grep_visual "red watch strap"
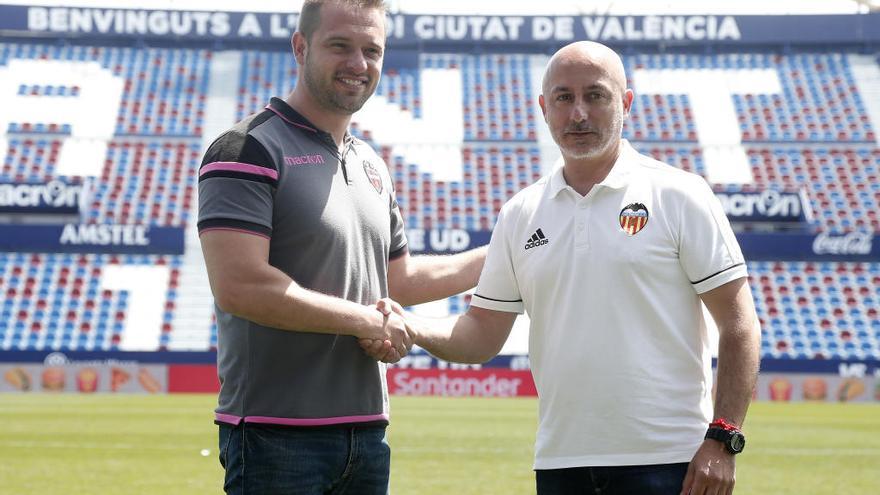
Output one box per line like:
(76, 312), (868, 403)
(709, 418), (740, 432)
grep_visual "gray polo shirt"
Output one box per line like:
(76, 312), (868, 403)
(198, 97), (408, 427)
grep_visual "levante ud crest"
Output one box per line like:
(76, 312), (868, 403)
(363, 160), (383, 194)
(619, 202), (649, 236)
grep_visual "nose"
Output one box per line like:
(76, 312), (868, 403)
(346, 51), (368, 73)
(570, 99), (589, 123)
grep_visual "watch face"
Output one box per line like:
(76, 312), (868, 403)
(729, 433), (746, 453)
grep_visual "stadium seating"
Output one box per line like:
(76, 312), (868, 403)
(387, 145), (544, 230)
(627, 93), (697, 143)
(456, 54), (537, 142)
(1, 42), (879, 359)
(236, 50), (299, 122)
(2, 137), (63, 181)
(751, 261), (880, 360)
(0, 252), (126, 350)
(86, 141), (200, 226)
(746, 147), (880, 232)
(0, 44), (209, 137)
(627, 52), (875, 143)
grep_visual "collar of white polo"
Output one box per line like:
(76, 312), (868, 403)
(548, 140), (636, 199)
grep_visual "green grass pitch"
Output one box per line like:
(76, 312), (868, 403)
(1, 394), (878, 494)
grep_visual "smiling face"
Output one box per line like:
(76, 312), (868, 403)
(294, 2), (385, 116)
(539, 42), (633, 163)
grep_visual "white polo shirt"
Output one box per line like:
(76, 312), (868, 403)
(471, 140), (747, 469)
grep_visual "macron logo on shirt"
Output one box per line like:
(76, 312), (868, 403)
(284, 154), (325, 166)
(524, 228), (549, 250)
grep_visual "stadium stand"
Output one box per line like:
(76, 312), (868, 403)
(0, 14), (878, 362)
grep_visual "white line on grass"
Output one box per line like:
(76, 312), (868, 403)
(394, 446), (880, 456)
(0, 440), (206, 452)
(3, 441), (877, 457)
(759, 447), (880, 456)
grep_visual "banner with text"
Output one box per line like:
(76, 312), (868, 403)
(737, 231), (878, 261)
(715, 190), (811, 225)
(3, 351), (878, 401)
(387, 369), (536, 397)
(0, 179), (86, 215)
(0, 224), (184, 254)
(408, 229), (879, 261)
(1, 7), (877, 46)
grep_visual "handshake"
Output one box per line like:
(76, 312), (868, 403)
(358, 298), (420, 364)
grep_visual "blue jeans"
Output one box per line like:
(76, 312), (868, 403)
(536, 463), (689, 495)
(218, 423), (390, 495)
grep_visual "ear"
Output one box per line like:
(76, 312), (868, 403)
(292, 32), (307, 66)
(538, 94), (548, 122)
(622, 88), (634, 118)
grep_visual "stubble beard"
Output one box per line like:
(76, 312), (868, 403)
(558, 108), (624, 161)
(302, 51), (373, 115)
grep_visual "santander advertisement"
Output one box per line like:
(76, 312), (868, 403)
(387, 369), (536, 397)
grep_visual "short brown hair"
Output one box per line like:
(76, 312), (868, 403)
(297, 0), (387, 41)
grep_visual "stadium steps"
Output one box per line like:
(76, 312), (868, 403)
(848, 54), (880, 146)
(166, 236), (214, 351)
(166, 51), (243, 351)
(353, 65), (464, 183)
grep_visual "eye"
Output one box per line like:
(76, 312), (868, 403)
(365, 48), (382, 59)
(589, 92), (606, 100)
(556, 94), (572, 102)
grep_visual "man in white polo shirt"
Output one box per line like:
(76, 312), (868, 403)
(368, 41), (761, 494)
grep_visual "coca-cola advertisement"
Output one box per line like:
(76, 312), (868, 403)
(737, 232), (879, 261)
(812, 232), (873, 256)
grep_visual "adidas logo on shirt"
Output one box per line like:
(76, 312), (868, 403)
(524, 228), (549, 250)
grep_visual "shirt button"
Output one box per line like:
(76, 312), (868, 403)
(579, 203), (588, 209)
(577, 222), (585, 231)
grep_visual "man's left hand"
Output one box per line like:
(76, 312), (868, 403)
(680, 439), (735, 495)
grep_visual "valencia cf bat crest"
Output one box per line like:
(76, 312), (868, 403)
(619, 203), (649, 236)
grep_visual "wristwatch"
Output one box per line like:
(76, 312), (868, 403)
(705, 419), (746, 454)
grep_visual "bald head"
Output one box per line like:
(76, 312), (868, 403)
(542, 41), (627, 96)
(537, 40), (633, 166)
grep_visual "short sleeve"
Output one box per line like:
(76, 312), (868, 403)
(374, 153), (408, 260)
(470, 207), (524, 314)
(388, 192), (408, 260)
(678, 177), (748, 293)
(197, 132), (277, 238)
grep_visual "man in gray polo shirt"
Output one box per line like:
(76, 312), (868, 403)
(198, 1), (486, 493)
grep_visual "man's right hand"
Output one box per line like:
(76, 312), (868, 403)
(359, 298), (415, 363)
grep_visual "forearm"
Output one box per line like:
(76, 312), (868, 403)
(699, 278), (762, 426)
(202, 229), (391, 341)
(413, 307), (514, 364)
(214, 265), (385, 339)
(682, 314), (758, 495)
(713, 318), (761, 426)
(390, 246), (488, 306)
